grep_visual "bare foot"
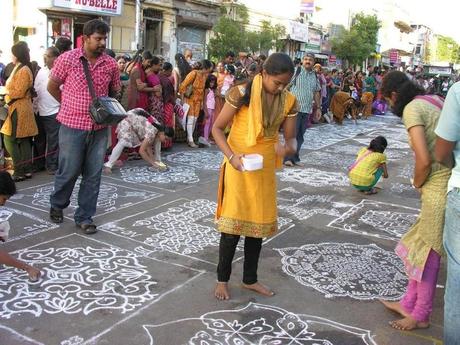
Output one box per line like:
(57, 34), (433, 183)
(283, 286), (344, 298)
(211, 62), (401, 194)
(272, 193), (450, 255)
(390, 316), (429, 331)
(364, 188), (378, 195)
(103, 166), (112, 175)
(26, 266), (41, 282)
(379, 300), (410, 318)
(214, 282), (230, 300)
(242, 282), (275, 297)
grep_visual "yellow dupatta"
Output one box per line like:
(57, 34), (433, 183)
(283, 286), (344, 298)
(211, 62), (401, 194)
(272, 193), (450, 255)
(246, 74), (264, 147)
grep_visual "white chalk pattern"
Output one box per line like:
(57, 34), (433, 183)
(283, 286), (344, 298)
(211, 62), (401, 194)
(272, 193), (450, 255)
(120, 165), (199, 184)
(276, 242), (407, 300)
(0, 245), (158, 319)
(278, 168), (349, 187)
(144, 302), (377, 344)
(165, 151), (224, 170)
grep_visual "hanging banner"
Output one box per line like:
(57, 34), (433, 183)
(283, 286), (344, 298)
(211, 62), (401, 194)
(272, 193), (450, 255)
(300, 0), (315, 14)
(53, 0), (123, 16)
(389, 49), (399, 64)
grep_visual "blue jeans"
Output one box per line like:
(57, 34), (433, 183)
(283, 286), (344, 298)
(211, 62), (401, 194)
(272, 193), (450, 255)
(444, 188), (460, 345)
(284, 111), (311, 164)
(50, 125), (108, 225)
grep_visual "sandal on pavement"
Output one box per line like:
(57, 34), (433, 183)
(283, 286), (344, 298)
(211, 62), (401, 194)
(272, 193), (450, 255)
(284, 161), (294, 167)
(13, 175), (26, 182)
(364, 188), (378, 195)
(76, 223), (97, 235)
(49, 208), (63, 223)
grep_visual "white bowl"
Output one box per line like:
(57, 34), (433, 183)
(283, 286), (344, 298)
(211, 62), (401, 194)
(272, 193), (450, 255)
(242, 154), (263, 171)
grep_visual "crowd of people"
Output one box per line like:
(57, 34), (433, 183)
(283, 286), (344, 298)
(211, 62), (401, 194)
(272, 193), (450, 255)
(0, 18), (459, 344)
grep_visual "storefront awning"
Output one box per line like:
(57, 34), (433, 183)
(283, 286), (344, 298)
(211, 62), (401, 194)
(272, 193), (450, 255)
(176, 15), (213, 29)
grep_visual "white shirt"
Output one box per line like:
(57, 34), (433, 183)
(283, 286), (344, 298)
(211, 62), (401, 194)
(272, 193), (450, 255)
(34, 66), (60, 116)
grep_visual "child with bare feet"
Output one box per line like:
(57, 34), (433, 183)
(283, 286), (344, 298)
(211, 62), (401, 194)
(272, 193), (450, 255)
(103, 108), (174, 174)
(0, 171), (41, 282)
(212, 53), (298, 300)
(348, 136), (388, 195)
(379, 71), (451, 331)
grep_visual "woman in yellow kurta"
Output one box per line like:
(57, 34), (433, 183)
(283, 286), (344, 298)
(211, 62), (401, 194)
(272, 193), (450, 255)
(212, 53), (298, 300)
(1, 42), (38, 182)
(379, 71), (451, 331)
(179, 60), (213, 148)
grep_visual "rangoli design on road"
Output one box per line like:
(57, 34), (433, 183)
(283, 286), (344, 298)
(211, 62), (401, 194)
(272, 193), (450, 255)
(275, 243), (407, 300)
(397, 164), (414, 180)
(303, 121), (384, 150)
(390, 183), (419, 198)
(119, 165), (199, 184)
(352, 137), (410, 150)
(99, 199), (293, 258)
(278, 168), (349, 187)
(144, 302), (377, 344)
(0, 206), (58, 242)
(278, 188), (341, 220)
(328, 199), (419, 240)
(0, 240), (158, 319)
(300, 151), (354, 170)
(165, 151), (224, 170)
(13, 181), (161, 218)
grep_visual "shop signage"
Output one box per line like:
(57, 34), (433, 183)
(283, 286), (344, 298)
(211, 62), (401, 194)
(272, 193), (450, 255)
(389, 49), (399, 64)
(329, 55), (336, 64)
(53, 0), (123, 16)
(287, 21), (308, 43)
(305, 29), (321, 53)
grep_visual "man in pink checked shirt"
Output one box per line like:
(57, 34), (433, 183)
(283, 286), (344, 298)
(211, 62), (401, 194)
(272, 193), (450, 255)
(47, 19), (121, 234)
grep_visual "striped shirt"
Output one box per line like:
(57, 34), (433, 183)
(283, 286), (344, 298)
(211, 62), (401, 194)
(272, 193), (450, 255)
(290, 67), (320, 113)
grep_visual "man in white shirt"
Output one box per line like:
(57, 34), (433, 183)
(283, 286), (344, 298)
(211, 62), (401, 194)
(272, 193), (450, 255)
(34, 47), (60, 174)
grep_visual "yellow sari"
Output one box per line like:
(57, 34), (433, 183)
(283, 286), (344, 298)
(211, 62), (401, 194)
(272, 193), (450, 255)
(216, 75), (298, 238)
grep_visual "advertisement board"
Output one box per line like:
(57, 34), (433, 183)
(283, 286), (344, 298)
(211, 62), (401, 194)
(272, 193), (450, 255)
(53, 0), (123, 16)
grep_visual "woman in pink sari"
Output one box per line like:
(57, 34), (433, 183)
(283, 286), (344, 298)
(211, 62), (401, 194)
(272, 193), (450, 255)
(159, 62), (177, 149)
(127, 51), (157, 110)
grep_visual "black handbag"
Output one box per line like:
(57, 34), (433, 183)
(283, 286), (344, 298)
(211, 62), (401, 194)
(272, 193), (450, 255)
(81, 57), (127, 126)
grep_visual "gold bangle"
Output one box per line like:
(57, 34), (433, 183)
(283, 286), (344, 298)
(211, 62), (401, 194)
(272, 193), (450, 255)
(228, 154), (234, 161)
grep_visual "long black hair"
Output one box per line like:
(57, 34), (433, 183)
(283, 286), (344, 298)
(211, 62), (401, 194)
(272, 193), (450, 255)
(241, 53), (294, 106)
(368, 136), (388, 153)
(175, 53), (191, 80)
(381, 71), (425, 117)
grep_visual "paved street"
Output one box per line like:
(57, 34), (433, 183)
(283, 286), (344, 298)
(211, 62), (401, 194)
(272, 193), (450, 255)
(0, 116), (444, 345)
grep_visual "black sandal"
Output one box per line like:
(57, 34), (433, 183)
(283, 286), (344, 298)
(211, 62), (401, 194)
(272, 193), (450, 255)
(76, 223), (97, 235)
(49, 208), (64, 223)
(13, 175), (26, 182)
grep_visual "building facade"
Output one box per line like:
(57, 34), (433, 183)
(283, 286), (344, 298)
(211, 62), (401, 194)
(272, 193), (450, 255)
(0, 0), (220, 65)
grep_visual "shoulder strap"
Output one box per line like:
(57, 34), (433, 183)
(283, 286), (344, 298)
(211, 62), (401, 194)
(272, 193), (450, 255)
(348, 150), (373, 172)
(291, 66), (301, 87)
(414, 95), (444, 110)
(80, 57), (97, 101)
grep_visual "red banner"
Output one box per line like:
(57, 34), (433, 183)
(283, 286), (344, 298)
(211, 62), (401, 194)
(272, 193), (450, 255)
(389, 49), (399, 64)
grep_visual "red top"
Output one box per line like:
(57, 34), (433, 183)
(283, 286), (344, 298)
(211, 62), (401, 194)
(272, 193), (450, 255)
(50, 48), (121, 131)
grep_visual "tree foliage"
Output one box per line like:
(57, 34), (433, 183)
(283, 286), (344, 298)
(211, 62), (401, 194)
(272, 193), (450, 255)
(435, 35), (460, 63)
(207, 5), (286, 60)
(331, 13), (381, 65)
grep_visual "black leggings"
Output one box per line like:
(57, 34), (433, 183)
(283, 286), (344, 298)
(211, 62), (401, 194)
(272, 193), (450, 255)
(217, 233), (262, 285)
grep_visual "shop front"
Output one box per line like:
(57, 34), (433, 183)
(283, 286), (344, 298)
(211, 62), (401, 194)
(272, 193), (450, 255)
(285, 20), (309, 59)
(174, 1), (220, 61)
(40, 0), (124, 49)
